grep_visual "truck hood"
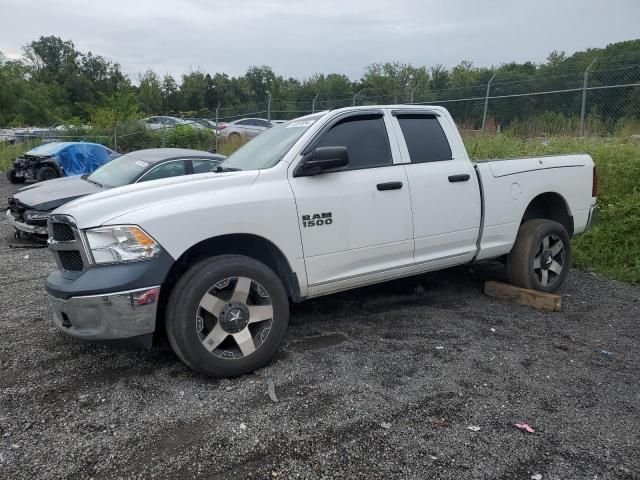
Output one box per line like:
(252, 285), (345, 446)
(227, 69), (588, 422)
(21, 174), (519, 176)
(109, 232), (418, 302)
(11, 175), (103, 211)
(55, 171), (260, 229)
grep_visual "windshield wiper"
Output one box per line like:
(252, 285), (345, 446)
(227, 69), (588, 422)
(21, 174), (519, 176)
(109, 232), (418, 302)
(214, 166), (242, 173)
(84, 177), (103, 187)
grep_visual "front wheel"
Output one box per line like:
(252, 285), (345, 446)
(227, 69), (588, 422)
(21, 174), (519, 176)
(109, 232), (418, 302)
(165, 254), (289, 377)
(506, 219), (570, 293)
(36, 165), (58, 182)
(6, 168), (26, 184)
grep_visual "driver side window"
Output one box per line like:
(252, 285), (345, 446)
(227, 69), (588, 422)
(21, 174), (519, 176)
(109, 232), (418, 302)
(138, 160), (187, 182)
(315, 114), (392, 170)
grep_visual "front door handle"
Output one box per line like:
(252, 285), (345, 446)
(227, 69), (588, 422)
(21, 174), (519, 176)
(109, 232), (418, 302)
(448, 174), (471, 182)
(377, 181), (403, 191)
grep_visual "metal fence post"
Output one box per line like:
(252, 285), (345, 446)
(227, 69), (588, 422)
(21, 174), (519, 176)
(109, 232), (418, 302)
(312, 92), (320, 113)
(113, 124), (117, 151)
(352, 91), (362, 106)
(215, 103), (220, 152)
(266, 91), (272, 122)
(580, 58), (598, 136)
(481, 73), (497, 132)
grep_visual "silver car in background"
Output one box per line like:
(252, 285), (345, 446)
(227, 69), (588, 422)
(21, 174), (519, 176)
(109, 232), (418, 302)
(143, 116), (207, 130)
(217, 118), (272, 140)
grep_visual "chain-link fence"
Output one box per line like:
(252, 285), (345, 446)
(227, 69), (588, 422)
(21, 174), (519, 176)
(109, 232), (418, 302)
(2, 63), (639, 156)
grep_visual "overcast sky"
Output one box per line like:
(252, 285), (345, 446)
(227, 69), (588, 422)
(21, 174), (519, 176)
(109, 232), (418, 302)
(0, 0), (638, 80)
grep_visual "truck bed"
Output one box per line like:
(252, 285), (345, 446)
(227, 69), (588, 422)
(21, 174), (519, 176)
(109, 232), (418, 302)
(475, 154), (595, 260)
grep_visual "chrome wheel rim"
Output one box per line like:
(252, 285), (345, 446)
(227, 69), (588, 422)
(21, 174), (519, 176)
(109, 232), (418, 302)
(534, 234), (565, 287)
(196, 276), (273, 359)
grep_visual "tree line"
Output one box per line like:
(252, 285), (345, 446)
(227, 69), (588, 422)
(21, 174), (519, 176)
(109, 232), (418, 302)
(1, 35), (639, 128)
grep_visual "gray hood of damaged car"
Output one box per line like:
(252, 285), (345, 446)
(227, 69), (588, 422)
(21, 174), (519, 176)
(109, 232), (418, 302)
(12, 175), (103, 211)
(55, 171), (260, 230)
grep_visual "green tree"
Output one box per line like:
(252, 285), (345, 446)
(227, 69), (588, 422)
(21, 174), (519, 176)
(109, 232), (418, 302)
(138, 70), (162, 114)
(180, 71), (207, 112)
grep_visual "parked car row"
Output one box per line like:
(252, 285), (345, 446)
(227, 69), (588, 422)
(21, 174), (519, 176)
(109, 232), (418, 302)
(143, 116), (210, 131)
(143, 116), (285, 139)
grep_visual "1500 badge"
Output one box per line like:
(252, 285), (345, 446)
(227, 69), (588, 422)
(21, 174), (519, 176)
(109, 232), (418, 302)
(302, 212), (332, 227)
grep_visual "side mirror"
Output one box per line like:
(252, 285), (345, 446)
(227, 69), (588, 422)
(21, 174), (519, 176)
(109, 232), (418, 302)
(294, 146), (349, 177)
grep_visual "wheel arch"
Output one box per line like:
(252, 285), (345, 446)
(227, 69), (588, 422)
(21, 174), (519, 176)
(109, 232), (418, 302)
(38, 160), (63, 177)
(521, 192), (574, 236)
(161, 233), (302, 306)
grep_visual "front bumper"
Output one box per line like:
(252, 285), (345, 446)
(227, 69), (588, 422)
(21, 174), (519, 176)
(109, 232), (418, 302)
(5, 209), (48, 235)
(49, 286), (161, 340)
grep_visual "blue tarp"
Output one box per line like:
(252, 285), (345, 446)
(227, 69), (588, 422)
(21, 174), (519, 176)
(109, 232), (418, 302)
(25, 142), (120, 176)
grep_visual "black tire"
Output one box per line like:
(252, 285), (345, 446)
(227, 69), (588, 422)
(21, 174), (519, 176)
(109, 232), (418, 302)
(165, 254), (289, 377)
(507, 219), (571, 293)
(36, 166), (58, 182)
(6, 168), (26, 184)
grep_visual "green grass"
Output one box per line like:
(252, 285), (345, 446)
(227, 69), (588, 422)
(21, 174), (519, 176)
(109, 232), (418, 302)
(464, 134), (640, 284)
(0, 140), (42, 171)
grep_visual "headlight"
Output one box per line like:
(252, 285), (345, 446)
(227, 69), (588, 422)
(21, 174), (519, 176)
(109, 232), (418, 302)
(24, 210), (51, 221)
(84, 225), (160, 264)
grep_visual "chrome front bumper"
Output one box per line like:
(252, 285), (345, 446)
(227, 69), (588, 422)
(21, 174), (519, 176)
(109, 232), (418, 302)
(5, 209), (48, 235)
(49, 286), (161, 340)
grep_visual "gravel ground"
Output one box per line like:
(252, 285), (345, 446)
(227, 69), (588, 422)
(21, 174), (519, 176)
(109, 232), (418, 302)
(0, 176), (639, 480)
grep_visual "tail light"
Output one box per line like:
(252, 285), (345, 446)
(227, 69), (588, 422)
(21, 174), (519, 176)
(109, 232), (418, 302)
(217, 123), (227, 131)
(592, 166), (598, 197)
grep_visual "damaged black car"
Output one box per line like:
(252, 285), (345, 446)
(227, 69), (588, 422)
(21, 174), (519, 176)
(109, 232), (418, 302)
(6, 142), (120, 184)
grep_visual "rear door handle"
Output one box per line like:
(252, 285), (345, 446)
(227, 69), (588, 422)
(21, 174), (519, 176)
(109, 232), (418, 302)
(448, 174), (471, 183)
(377, 181), (403, 191)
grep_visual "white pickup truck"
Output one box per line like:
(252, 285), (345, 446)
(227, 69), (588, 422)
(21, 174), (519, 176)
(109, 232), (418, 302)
(45, 105), (598, 377)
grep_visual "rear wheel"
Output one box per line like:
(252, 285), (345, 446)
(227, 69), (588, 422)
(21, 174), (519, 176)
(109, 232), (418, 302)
(165, 254), (289, 377)
(228, 132), (242, 142)
(507, 219), (570, 293)
(36, 166), (58, 182)
(6, 168), (25, 184)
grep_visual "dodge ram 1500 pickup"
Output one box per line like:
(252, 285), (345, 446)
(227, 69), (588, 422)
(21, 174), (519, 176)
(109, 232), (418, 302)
(45, 105), (598, 377)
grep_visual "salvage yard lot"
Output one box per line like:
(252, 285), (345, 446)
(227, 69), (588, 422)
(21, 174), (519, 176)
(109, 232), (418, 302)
(0, 176), (639, 479)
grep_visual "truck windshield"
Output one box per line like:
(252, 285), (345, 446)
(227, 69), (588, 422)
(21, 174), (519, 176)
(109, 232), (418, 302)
(87, 153), (151, 188)
(219, 114), (323, 171)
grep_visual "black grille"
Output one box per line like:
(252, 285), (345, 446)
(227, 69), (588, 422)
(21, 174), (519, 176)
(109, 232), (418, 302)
(58, 250), (84, 271)
(51, 223), (75, 241)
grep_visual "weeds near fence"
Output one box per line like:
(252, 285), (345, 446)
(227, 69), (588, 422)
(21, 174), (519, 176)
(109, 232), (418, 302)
(0, 140), (41, 171)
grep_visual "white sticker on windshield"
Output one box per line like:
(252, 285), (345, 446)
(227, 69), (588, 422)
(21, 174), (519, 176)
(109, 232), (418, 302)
(286, 120), (316, 128)
(135, 160), (149, 168)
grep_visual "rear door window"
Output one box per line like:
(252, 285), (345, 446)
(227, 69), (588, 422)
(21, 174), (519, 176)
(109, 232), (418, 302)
(396, 114), (452, 163)
(315, 114), (392, 170)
